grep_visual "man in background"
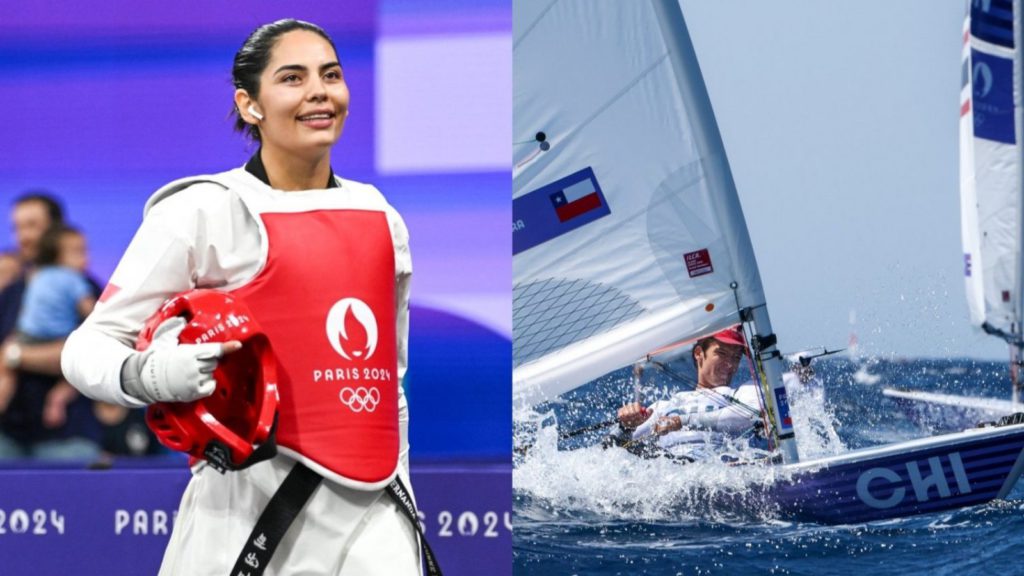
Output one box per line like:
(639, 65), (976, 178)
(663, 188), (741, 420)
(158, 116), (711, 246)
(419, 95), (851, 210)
(0, 193), (101, 459)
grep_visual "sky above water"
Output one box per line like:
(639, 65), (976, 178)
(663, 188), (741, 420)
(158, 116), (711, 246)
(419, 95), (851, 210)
(681, 1), (1002, 359)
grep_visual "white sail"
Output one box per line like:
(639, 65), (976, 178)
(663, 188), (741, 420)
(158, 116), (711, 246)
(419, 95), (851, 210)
(961, 0), (1023, 342)
(880, 2), (1024, 416)
(961, 0), (1024, 404)
(512, 0), (766, 407)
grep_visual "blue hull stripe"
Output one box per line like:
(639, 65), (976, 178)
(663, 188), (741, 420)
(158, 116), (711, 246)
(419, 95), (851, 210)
(768, 429), (1024, 522)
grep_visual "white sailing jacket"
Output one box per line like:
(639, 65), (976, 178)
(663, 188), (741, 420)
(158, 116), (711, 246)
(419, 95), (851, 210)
(632, 382), (763, 446)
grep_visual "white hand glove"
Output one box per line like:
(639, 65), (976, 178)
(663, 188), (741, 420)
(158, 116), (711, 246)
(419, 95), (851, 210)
(121, 317), (226, 404)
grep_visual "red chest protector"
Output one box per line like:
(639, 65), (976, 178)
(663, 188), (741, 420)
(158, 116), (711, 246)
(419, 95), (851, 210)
(231, 209), (399, 488)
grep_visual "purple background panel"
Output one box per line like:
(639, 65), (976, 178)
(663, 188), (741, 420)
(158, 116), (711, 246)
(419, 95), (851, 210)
(0, 1), (377, 38)
(0, 464), (510, 575)
(0, 40), (376, 177)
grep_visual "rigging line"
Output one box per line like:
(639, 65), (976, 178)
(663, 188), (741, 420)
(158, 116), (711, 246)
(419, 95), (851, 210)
(614, 418), (760, 460)
(513, 0), (559, 50)
(512, 419), (618, 455)
(632, 363), (643, 405)
(653, 362), (759, 417)
(738, 330), (774, 444)
(559, 419), (617, 439)
(730, 286), (763, 385)
(753, 354), (777, 450)
(648, 360), (760, 418)
(512, 50), (671, 185)
(521, 358), (750, 455)
(604, 434), (696, 463)
(518, 360), (762, 456)
(749, 346), (778, 446)
(731, 286), (777, 448)
(514, 147), (542, 170)
(982, 321), (1024, 346)
(645, 314), (744, 358)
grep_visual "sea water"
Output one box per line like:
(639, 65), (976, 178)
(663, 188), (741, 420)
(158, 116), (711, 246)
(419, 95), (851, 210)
(513, 358), (1024, 575)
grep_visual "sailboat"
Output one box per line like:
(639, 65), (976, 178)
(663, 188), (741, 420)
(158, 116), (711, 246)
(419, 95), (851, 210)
(848, 309), (882, 385)
(883, 0), (1022, 420)
(513, 0), (1024, 524)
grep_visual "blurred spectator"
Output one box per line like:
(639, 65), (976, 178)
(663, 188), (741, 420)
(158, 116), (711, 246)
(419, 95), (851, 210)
(0, 252), (19, 292)
(17, 225), (96, 339)
(0, 225), (97, 428)
(0, 193), (101, 460)
(94, 402), (164, 458)
(0, 193), (69, 333)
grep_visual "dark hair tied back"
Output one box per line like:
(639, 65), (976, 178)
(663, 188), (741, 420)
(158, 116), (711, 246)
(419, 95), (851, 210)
(231, 19), (338, 141)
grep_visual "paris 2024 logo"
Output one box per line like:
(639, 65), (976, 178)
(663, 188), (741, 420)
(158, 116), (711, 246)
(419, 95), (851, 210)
(326, 298), (378, 360)
(321, 298), (391, 413)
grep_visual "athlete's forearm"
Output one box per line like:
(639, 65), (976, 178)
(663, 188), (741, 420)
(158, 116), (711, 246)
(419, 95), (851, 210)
(61, 325), (146, 407)
(10, 339), (65, 376)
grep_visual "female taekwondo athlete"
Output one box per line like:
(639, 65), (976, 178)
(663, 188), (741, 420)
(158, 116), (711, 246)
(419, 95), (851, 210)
(61, 19), (434, 576)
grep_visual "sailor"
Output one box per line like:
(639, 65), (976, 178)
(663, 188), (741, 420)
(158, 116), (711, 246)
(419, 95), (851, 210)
(610, 327), (765, 459)
(60, 20), (429, 575)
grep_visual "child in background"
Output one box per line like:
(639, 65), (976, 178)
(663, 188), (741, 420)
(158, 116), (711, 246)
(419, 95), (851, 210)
(0, 225), (95, 425)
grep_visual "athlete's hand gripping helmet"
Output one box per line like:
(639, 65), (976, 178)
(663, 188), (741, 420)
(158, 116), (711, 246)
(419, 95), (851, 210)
(138, 289), (279, 472)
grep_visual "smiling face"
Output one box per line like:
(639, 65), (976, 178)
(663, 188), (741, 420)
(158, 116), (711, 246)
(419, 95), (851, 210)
(239, 29), (349, 159)
(694, 340), (744, 389)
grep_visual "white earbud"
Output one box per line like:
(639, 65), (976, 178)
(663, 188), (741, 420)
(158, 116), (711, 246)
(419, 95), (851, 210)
(247, 105), (264, 121)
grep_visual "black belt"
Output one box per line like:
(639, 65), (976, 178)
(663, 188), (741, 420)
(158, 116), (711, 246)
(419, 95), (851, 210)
(385, 473), (442, 576)
(230, 462), (442, 575)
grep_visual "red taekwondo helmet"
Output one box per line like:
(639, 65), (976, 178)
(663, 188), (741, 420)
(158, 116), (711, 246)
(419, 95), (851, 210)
(138, 289), (279, 472)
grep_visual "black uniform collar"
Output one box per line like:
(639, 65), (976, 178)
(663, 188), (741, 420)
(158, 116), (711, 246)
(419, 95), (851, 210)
(244, 149), (338, 189)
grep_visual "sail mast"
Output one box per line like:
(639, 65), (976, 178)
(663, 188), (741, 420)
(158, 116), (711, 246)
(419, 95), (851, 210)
(1014, 0), (1024, 406)
(650, 0), (799, 462)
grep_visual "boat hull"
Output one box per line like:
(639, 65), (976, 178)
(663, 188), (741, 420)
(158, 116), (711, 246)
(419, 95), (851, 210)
(766, 422), (1024, 523)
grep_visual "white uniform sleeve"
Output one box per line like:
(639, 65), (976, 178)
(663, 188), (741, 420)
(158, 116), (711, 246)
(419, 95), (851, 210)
(62, 184), (255, 406)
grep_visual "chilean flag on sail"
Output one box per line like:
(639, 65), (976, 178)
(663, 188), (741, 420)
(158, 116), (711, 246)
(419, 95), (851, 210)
(513, 166), (612, 255)
(550, 179), (604, 222)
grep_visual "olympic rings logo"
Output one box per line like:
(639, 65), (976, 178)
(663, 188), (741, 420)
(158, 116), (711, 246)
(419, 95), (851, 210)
(339, 386), (380, 413)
